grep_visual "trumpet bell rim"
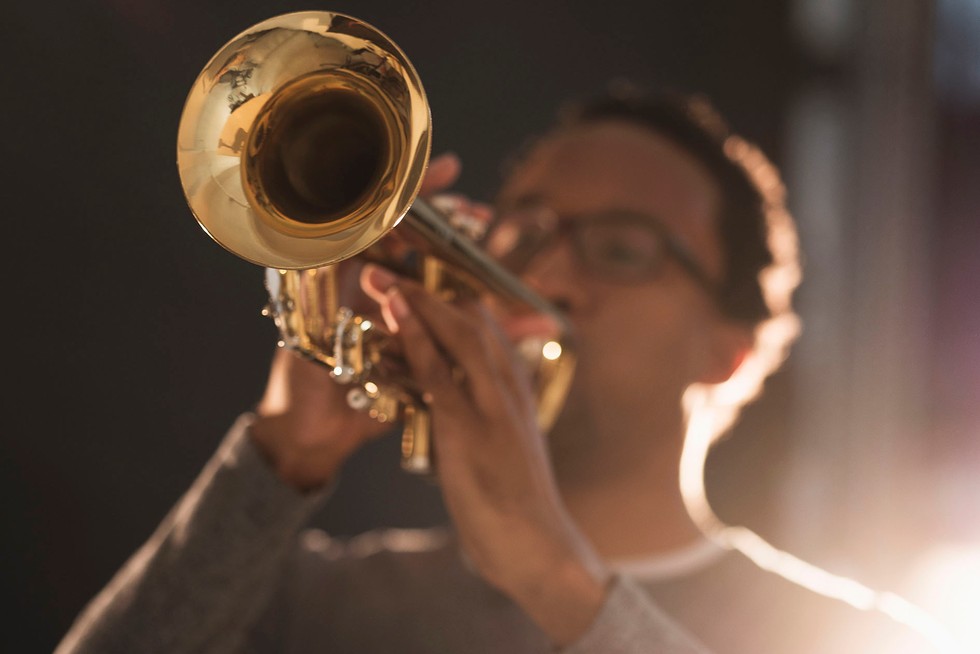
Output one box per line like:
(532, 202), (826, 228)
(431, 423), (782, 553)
(177, 11), (431, 269)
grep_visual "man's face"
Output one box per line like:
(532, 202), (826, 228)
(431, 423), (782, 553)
(491, 120), (734, 475)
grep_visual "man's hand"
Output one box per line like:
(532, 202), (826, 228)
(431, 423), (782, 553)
(362, 264), (611, 647)
(249, 153), (468, 491)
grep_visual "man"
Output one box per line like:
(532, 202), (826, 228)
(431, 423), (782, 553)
(56, 87), (940, 653)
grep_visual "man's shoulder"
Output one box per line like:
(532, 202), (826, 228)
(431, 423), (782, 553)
(640, 546), (945, 653)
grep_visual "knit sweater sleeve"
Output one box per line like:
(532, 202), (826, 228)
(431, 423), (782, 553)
(54, 413), (713, 654)
(562, 575), (713, 654)
(54, 413), (327, 654)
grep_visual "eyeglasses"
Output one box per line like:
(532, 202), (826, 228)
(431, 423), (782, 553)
(482, 206), (719, 294)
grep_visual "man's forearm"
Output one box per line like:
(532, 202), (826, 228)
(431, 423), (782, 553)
(55, 414), (324, 654)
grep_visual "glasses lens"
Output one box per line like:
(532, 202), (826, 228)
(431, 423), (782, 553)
(574, 218), (667, 280)
(485, 210), (672, 281)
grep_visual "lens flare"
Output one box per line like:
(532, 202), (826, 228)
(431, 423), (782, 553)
(542, 340), (562, 361)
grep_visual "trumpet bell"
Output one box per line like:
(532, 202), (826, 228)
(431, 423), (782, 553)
(177, 11), (431, 270)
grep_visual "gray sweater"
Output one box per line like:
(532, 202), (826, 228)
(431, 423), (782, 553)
(55, 414), (939, 653)
(55, 413), (710, 654)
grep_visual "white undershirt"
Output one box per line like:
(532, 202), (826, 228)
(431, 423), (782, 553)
(610, 538), (728, 582)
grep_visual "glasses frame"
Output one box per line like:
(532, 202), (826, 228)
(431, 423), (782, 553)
(483, 206), (721, 297)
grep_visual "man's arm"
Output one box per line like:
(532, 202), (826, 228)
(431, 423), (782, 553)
(55, 413), (325, 654)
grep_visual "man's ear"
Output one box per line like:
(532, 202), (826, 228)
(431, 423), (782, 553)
(697, 322), (753, 385)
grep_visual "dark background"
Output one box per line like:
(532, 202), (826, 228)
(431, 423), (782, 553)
(4, 1), (977, 652)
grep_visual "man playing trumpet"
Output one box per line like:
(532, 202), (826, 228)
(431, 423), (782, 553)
(58, 82), (946, 653)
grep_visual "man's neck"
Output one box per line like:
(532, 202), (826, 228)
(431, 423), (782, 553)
(552, 410), (706, 560)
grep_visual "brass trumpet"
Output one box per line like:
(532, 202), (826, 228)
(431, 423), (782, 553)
(177, 11), (575, 475)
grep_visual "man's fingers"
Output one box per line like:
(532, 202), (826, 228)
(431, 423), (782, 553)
(429, 193), (495, 240)
(419, 152), (461, 196)
(382, 286), (465, 409)
(361, 264), (468, 402)
(400, 284), (525, 406)
(360, 263), (537, 423)
(360, 264), (403, 333)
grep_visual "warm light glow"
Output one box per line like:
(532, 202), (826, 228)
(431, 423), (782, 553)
(679, 388), (967, 654)
(542, 340), (562, 361)
(903, 543), (980, 652)
(363, 381), (379, 395)
(361, 319), (373, 331)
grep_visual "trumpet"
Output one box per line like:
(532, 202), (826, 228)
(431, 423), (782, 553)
(177, 11), (575, 475)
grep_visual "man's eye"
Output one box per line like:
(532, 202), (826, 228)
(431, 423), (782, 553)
(593, 238), (652, 266)
(601, 241), (644, 260)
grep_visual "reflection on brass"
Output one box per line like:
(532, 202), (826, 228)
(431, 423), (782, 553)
(178, 11), (576, 476)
